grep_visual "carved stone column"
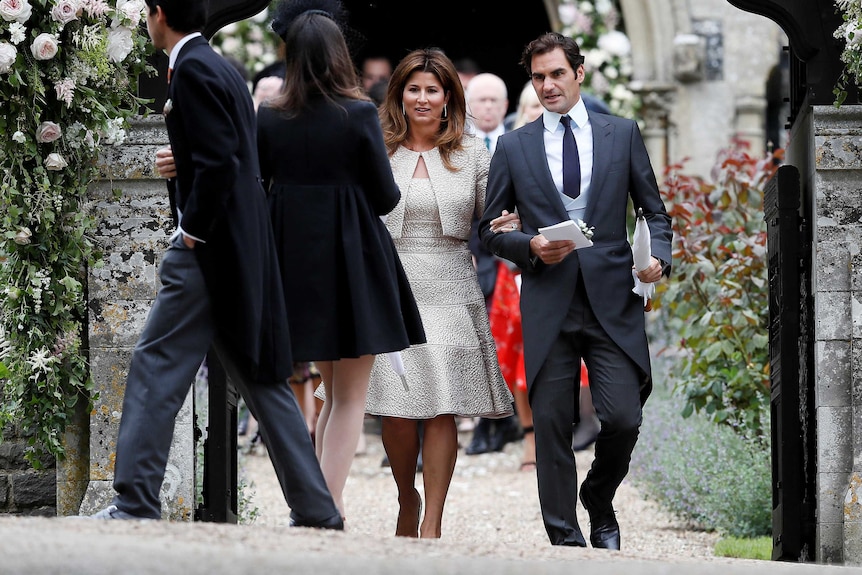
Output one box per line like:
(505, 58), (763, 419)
(735, 94), (768, 152)
(75, 116), (195, 521)
(630, 82), (676, 178)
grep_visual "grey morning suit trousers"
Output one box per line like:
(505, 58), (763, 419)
(111, 234), (339, 524)
(531, 276), (644, 546)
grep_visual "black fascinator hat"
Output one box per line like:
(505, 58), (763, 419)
(271, 0), (349, 41)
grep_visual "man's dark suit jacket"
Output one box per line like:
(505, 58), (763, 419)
(164, 36), (291, 383)
(480, 111), (672, 399)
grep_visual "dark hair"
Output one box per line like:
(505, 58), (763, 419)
(271, 0), (347, 41)
(269, 0), (367, 114)
(520, 32), (585, 76)
(379, 47), (466, 170)
(144, 0), (207, 33)
(367, 78), (388, 107)
(453, 57), (481, 75)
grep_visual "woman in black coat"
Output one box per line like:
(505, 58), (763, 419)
(259, 0), (424, 520)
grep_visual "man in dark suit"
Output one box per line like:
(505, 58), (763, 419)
(92, 0), (342, 529)
(480, 32), (672, 550)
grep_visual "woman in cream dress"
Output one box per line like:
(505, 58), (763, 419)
(367, 48), (514, 539)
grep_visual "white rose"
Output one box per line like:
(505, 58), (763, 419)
(30, 33), (59, 60)
(595, 0), (613, 16)
(14, 227), (32, 245)
(12, 130), (25, 143)
(584, 49), (608, 70)
(36, 121), (62, 143)
(106, 26), (133, 62)
(0, 42), (17, 73)
(51, 0), (80, 25)
(558, 3), (578, 26)
(597, 30), (631, 58)
(113, 0), (143, 27)
(45, 152), (67, 170)
(845, 23), (862, 47)
(0, 0), (32, 24)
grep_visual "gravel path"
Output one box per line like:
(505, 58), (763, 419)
(6, 421), (862, 574)
(239, 421), (720, 561)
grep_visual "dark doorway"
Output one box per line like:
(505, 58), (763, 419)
(343, 0), (552, 114)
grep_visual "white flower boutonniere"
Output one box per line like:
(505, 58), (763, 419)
(163, 98), (172, 115)
(577, 219), (595, 241)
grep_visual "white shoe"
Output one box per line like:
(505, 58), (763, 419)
(89, 504), (153, 520)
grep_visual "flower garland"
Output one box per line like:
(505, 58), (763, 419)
(558, 0), (640, 119)
(834, 0), (862, 105)
(0, 0), (154, 466)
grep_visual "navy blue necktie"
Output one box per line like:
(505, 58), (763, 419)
(560, 115), (580, 200)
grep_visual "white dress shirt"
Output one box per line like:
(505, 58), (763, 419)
(474, 124), (506, 156)
(542, 97), (593, 223)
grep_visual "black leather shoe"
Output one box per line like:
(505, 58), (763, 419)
(289, 511), (344, 530)
(465, 419), (492, 455)
(579, 483), (620, 550)
(489, 416), (523, 452)
(572, 414), (600, 451)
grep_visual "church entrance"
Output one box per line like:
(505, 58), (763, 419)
(343, 0), (553, 114)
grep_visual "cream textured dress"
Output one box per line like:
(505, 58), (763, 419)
(364, 138), (514, 420)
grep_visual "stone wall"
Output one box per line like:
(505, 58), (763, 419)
(617, 0), (784, 176)
(805, 105), (862, 565)
(784, 103), (862, 565)
(0, 423), (56, 515)
(74, 115), (196, 520)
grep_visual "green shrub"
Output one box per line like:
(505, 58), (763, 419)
(654, 142), (783, 436)
(630, 384), (771, 538)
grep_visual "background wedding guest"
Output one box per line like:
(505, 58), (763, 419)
(91, 0), (343, 530)
(366, 47), (513, 539)
(480, 32), (672, 550)
(258, 0), (425, 521)
(482, 80), (546, 472)
(360, 54), (393, 95)
(463, 72), (521, 457)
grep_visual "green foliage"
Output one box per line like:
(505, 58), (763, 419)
(834, 1), (862, 106)
(714, 536), (772, 560)
(0, 0), (155, 466)
(654, 141), (782, 436)
(210, 1), (280, 78)
(630, 383), (772, 538)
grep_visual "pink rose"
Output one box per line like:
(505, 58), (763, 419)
(0, 0), (32, 24)
(51, 0), (80, 25)
(30, 33), (59, 61)
(36, 121), (62, 143)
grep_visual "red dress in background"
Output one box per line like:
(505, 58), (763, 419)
(489, 260), (589, 393)
(489, 261), (526, 392)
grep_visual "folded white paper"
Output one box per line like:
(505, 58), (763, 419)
(538, 220), (594, 249)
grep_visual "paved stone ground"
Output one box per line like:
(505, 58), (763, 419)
(1, 424), (860, 575)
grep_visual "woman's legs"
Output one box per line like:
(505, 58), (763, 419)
(314, 355), (374, 517)
(419, 414), (457, 538)
(381, 416), (422, 537)
(314, 361), (334, 461)
(514, 387), (535, 470)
